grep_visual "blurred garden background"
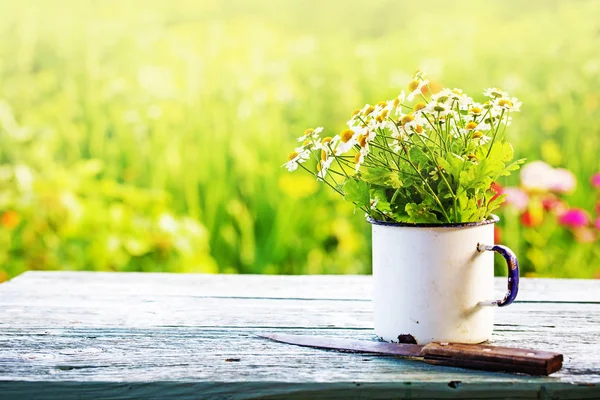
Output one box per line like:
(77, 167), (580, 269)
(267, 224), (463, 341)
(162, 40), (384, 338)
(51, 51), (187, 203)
(0, 0), (599, 281)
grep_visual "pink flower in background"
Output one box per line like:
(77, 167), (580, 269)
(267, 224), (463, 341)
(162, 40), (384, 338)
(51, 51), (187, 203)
(592, 173), (600, 188)
(558, 208), (590, 228)
(550, 168), (576, 193)
(502, 187), (529, 211)
(596, 202), (600, 215)
(520, 161), (555, 192)
(595, 217), (600, 230)
(520, 161), (577, 193)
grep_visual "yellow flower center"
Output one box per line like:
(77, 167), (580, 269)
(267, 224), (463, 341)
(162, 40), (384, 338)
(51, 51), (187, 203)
(393, 97), (400, 107)
(380, 109), (389, 119)
(415, 125), (424, 134)
(354, 153), (362, 164)
(465, 121), (478, 130)
(358, 134), (367, 147)
(401, 113), (415, 125)
(321, 150), (327, 161)
(316, 161), (322, 171)
(375, 115), (384, 123)
(321, 137), (333, 146)
(452, 89), (462, 95)
(340, 129), (354, 142)
(498, 99), (513, 108)
(302, 140), (311, 147)
(408, 79), (420, 92)
(413, 102), (426, 111)
(351, 109), (360, 117)
(470, 107), (482, 114)
(304, 128), (314, 136)
(377, 101), (386, 107)
(472, 131), (483, 138)
(287, 151), (299, 161)
(364, 105), (375, 115)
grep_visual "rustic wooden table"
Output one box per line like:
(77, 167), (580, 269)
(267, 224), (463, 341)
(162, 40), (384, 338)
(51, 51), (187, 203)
(0, 272), (599, 399)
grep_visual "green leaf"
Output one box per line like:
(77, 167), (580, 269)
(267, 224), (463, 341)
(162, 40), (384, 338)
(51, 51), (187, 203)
(502, 142), (514, 162)
(362, 167), (403, 189)
(405, 203), (439, 223)
(487, 193), (507, 215)
(370, 187), (391, 214)
(343, 178), (370, 208)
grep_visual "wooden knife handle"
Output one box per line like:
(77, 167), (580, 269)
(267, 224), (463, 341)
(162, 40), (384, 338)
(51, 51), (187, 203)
(420, 342), (563, 375)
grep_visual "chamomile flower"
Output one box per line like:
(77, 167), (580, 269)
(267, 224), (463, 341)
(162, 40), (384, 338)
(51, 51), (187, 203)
(431, 89), (453, 103)
(424, 101), (453, 117)
(483, 88), (508, 99)
(402, 112), (427, 133)
(494, 97), (522, 112)
(354, 152), (365, 173)
(390, 91), (407, 115)
(283, 149), (310, 172)
(472, 131), (492, 144)
(407, 79), (429, 101)
(333, 130), (356, 156)
(317, 157), (334, 180)
(315, 136), (335, 151)
(296, 127), (323, 142)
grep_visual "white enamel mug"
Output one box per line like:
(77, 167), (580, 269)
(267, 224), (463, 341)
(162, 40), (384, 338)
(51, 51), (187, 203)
(370, 215), (519, 345)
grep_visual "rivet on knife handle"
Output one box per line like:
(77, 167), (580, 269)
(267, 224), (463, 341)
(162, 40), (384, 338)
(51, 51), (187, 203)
(420, 342), (563, 376)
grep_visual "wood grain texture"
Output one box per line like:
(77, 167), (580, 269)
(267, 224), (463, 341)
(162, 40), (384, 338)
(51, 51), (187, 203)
(0, 272), (599, 399)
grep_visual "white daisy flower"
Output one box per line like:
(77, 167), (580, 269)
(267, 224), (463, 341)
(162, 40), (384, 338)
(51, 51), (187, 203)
(478, 134), (492, 144)
(431, 88), (453, 103)
(317, 157), (334, 180)
(334, 127), (361, 156)
(297, 127), (323, 142)
(483, 88), (508, 99)
(388, 91), (407, 115)
(315, 135), (338, 151)
(407, 79), (429, 101)
(404, 113), (427, 132)
(354, 152), (365, 173)
(356, 129), (377, 155)
(424, 101), (453, 117)
(495, 97), (522, 112)
(283, 149), (310, 172)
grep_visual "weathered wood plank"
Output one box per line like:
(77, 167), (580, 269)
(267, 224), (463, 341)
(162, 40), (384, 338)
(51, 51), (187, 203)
(0, 327), (597, 381)
(0, 272), (599, 399)
(0, 381), (598, 400)
(1, 294), (599, 332)
(4, 271), (600, 303)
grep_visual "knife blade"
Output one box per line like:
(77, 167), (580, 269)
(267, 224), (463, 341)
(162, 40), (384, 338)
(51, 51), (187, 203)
(260, 333), (563, 376)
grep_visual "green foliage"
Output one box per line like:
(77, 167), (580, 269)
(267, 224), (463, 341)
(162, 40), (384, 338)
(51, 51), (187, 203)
(0, 0), (599, 278)
(286, 75), (525, 224)
(0, 106), (217, 278)
(343, 179), (370, 209)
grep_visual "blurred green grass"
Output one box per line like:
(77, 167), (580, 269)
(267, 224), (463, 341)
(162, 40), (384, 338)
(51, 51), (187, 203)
(0, 0), (599, 279)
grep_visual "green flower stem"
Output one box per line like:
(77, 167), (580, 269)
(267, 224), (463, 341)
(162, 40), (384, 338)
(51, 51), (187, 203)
(420, 113), (442, 136)
(298, 163), (344, 196)
(394, 140), (451, 223)
(486, 109), (505, 158)
(412, 132), (458, 220)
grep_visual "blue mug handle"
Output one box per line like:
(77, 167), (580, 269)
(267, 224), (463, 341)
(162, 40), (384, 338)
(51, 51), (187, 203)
(477, 243), (520, 307)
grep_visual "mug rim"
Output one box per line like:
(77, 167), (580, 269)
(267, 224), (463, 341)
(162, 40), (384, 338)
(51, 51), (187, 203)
(367, 214), (500, 228)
